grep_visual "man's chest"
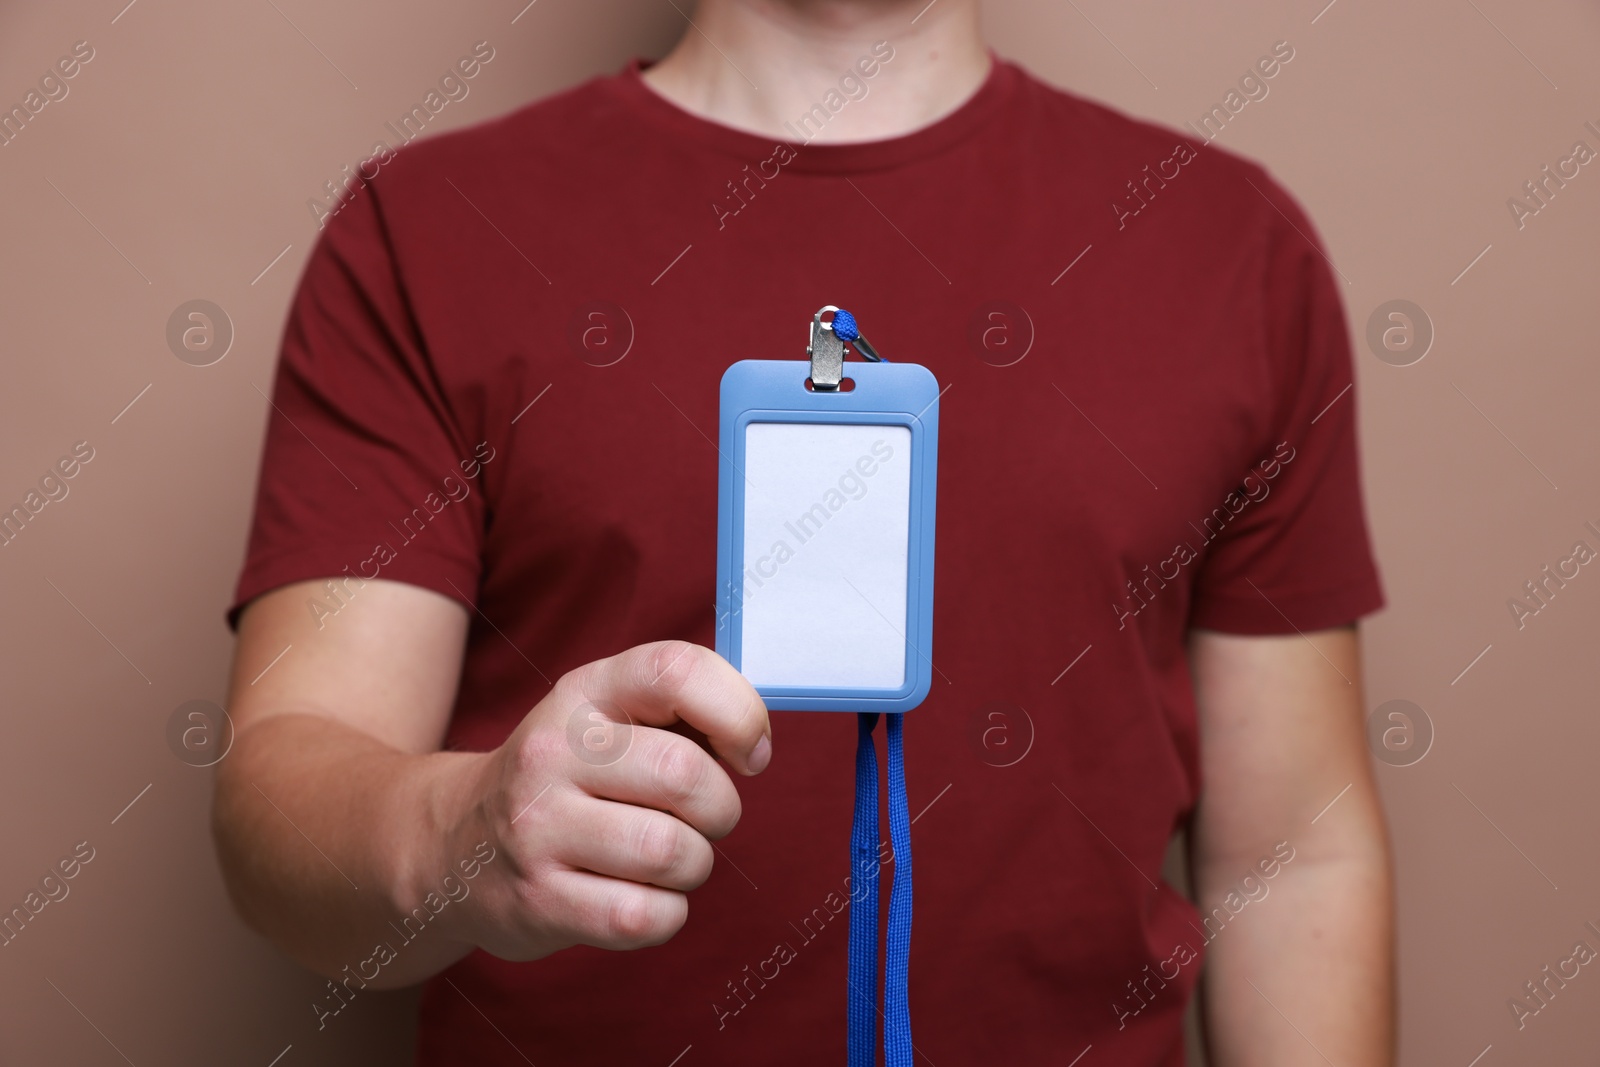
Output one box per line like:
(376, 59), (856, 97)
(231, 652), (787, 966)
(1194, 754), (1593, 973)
(458, 294), (1268, 638)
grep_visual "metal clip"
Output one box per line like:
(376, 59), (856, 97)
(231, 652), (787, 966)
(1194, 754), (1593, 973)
(808, 305), (846, 391)
(808, 305), (884, 389)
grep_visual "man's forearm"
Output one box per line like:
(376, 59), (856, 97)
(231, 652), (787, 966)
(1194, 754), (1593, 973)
(1198, 837), (1395, 1065)
(214, 629), (774, 1000)
(213, 712), (491, 988)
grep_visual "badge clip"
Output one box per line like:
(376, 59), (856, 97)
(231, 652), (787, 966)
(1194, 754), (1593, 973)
(808, 305), (883, 390)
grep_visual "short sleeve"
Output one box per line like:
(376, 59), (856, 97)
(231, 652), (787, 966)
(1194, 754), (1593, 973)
(1187, 172), (1385, 635)
(228, 185), (485, 629)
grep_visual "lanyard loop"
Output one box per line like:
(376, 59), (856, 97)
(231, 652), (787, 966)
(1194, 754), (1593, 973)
(848, 712), (914, 1067)
(808, 305), (886, 391)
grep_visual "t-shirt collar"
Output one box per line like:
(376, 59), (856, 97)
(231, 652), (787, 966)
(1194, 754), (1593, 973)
(608, 47), (1015, 175)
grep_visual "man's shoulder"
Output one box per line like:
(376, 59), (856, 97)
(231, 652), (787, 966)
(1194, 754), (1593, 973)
(375, 70), (629, 186)
(1011, 60), (1293, 222)
(1013, 67), (1176, 151)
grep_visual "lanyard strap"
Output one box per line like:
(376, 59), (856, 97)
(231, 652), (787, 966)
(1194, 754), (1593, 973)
(848, 712), (914, 1067)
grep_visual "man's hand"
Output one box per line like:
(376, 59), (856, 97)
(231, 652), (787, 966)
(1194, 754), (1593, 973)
(447, 641), (771, 961)
(213, 579), (770, 987)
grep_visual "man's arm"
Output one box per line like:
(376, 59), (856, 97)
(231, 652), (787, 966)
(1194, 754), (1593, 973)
(212, 578), (772, 989)
(1188, 627), (1395, 1066)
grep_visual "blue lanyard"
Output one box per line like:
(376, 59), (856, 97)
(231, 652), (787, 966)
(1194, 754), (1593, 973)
(848, 711), (914, 1067)
(802, 307), (914, 1063)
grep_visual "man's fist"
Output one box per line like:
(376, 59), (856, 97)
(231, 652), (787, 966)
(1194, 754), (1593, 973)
(446, 641), (771, 961)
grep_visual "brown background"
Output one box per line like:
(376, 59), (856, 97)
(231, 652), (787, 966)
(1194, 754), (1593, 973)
(3, 0), (1597, 1063)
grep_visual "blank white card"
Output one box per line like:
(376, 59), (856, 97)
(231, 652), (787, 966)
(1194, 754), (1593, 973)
(739, 422), (913, 690)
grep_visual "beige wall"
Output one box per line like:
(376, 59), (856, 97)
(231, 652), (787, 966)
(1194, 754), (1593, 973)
(2, 1), (1596, 1062)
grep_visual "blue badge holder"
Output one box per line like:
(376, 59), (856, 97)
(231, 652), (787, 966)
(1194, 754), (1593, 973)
(714, 337), (938, 713)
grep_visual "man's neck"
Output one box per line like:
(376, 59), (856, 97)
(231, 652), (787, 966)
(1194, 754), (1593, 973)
(640, 0), (989, 144)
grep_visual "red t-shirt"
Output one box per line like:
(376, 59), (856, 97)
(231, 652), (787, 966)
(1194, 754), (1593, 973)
(233, 54), (1383, 1066)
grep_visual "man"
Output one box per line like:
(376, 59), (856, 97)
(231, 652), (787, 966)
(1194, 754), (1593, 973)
(214, 1), (1395, 1063)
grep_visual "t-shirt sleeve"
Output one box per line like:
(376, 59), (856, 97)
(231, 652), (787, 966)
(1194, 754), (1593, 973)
(1187, 170), (1385, 635)
(228, 185), (486, 630)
